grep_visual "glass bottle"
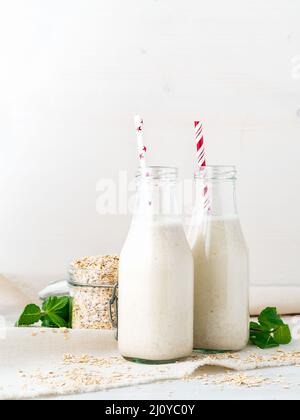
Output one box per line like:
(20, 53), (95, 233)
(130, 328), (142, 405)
(188, 166), (249, 352)
(118, 166), (194, 363)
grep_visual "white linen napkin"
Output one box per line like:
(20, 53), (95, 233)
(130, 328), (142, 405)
(1, 322), (300, 400)
(0, 276), (32, 324)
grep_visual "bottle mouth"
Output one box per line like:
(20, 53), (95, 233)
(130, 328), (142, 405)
(195, 165), (237, 180)
(136, 166), (178, 181)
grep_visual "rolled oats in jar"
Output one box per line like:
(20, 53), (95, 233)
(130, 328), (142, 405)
(69, 255), (119, 330)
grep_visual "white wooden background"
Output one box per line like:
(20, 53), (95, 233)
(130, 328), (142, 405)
(0, 0), (299, 295)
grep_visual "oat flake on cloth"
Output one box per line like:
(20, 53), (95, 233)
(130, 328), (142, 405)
(1, 317), (300, 400)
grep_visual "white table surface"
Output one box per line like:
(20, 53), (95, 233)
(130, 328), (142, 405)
(47, 365), (300, 400)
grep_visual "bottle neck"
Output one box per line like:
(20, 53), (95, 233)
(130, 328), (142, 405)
(195, 178), (238, 217)
(134, 180), (180, 221)
(132, 166), (180, 221)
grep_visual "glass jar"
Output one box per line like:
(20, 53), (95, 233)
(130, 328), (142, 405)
(68, 256), (119, 330)
(118, 166), (194, 363)
(188, 166), (249, 352)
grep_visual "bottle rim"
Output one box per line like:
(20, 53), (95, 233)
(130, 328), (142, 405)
(195, 165), (237, 180)
(136, 166), (178, 180)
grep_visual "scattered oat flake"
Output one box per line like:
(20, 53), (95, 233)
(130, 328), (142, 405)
(185, 372), (270, 388)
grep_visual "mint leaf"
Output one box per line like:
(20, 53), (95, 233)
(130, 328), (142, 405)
(249, 322), (263, 332)
(40, 316), (55, 328)
(273, 324), (292, 345)
(42, 296), (71, 328)
(46, 313), (68, 328)
(16, 304), (42, 326)
(258, 307), (284, 330)
(250, 331), (279, 349)
(42, 296), (69, 313)
(16, 296), (71, 329)
(250, 307), (292, 349)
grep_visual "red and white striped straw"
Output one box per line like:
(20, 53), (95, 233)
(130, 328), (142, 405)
(134, 115), (147, 168)
(194, 121), (210, 210)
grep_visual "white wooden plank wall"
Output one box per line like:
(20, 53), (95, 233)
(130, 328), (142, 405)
(0, 0), (299, 292)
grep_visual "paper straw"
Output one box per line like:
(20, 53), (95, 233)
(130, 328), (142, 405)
(134, 115), (147, 168)
(194, 121), (210, 210)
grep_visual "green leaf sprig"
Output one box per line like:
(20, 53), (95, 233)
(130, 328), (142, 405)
(16, 296), (71, 328)
(250, 307), (292, 349)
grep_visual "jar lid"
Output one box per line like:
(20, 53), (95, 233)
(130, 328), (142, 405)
(69, 255), (119, 287)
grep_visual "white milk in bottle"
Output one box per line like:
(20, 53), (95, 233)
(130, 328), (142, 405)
(188, 166), (249, 352)
(118, 167), (194, 363)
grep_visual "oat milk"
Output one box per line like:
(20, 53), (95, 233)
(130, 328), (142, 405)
(191, 215), (249, 351)
(118, 219), (194, 362)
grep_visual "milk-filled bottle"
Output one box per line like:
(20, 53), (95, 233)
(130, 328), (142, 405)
(119, 167), (194, 363)
(189, 166), (249, 352)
